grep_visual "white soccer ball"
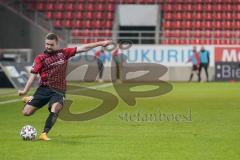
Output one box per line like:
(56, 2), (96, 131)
(20, 125), (37, 141)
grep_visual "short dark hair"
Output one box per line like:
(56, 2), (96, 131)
(45, 33), (58, 43)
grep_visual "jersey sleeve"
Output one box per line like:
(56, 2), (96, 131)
(31, 55), (43, 74)
(63, 47), (77, 59)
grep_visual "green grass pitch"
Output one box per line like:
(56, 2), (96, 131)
(0, 82), (239, 160)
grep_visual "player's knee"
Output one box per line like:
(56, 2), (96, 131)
(22, 110), (33, 116)
(50, 102), (63, 113)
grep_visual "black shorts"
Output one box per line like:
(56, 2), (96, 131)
(192, 65), (199, 71)
(27, 85), (65, 109)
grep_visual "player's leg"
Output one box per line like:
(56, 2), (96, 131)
(198, 63), (203, 82)
(22, 104), (38, 116)
(99, 61), (104, 81)
(42, 102), (63, 134)
(189, 65), (194, 82)
(22, 87), (50, 116)
(39, 92), (64, 140)
(204, 64), (209, 82)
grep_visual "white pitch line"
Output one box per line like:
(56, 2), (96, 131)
(0, 99), (21, 105)
(0, 83), (113, 105)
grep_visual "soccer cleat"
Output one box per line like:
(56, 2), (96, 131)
(39, 133), (51, 141)
(22, 96), (33, 104)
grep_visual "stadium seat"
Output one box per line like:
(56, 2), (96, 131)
(63, 12), (73, 19)
(53, 20), (62, 28)
(22, 0), (238, 45)
(195, 12), (203, 20)
(75, 4), (84, 11)
(35, 2), (44, 11)
(46, 3), (54, 11)
(65, 3), (74, 11)
(62, 20), (72, 28)
(56, 3), (64, 11)
(53, 12), (63, 19)
(45, 11), (53, 19)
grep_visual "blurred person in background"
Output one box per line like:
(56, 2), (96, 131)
(187, 46), (200, 82)
(95, 47), (107, 82)
(198, 46), (210, 82)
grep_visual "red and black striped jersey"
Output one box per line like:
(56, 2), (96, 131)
(31, 47), (77, 91)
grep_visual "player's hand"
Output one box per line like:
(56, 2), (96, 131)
(102, 40), (112, 47)
(18, 90), (27, 96)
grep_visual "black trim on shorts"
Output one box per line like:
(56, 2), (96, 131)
(27, 85), (65, 109)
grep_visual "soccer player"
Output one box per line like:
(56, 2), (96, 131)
(18, 33), (111, 141)
(187, 46), (200, 82)
(198, 46), (210, 82)
(112, 45), (122, 83)
(94, 47), (107, 82)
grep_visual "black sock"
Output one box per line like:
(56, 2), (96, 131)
(189, 73), (193, 81)
(43, 112), (58, 133)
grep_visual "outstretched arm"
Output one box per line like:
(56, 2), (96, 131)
(18, 73), (37, 96)
(76, 40), (111, 54)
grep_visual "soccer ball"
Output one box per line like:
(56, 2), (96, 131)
(20, 125), (37, 141)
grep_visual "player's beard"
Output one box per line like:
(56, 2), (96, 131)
(44, 49), (55, 54)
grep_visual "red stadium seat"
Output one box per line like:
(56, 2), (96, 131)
(205, 0), (214, 3)
(214, 30), (222, 38)
(95, 12), (103, 19)
(107, 4), (115, 12)
(53, 20), (62, 28)
(93, 20), (101, 29)
(45, 11), (53, 19)
(86, 4), (94, 11)
(106, 12), (114, 20)
(105, 21), (113, 29)
(96, 4), (104, 11)
(184, 4), (193, 11)
(62, 20), (72, 28)
(182, 21), (192, 29)
(214, 12), (222, 20)
(63, 12), (73, 19)
(215, 4), (223, 11)
(82, 20), (91, 29)
(204, 21), (213, 30)
(174, 12), (182, 20)
(174, 21), (181, 29)
(53, 12), (63, 19)
(195, 12), (203, 20)
(206, 4), (213, 12)
(224, 21), (233, 30)
(46, 3), (54, 11)
(163, 21), (172, 30)
(233, 4), (240, 12)
(195, 4), (203, 11)
(224, 13), (233, 20)
(72, 20), (82, 29)
(85, 12), (94, 20)
(75, 12), (83, 19)
(192, 30), (201, 38)
(36, 2), (44, 11)
(234, 21), (240, 29)
(225, 4), (233, 11)
(175, 4), (183, 11)
(163, 4), (173, 11)
(205, 13), (213, 20)
(184, 12), (193, 20)
(65, 3), (74, 11)
(75, 4), (84, 11)
(164, 12), (172, 20)
(214, 21), (222, 29)
(194, 21), (203, 29)
(236, 13), (240, 20)
(56, 3), (64, 11)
